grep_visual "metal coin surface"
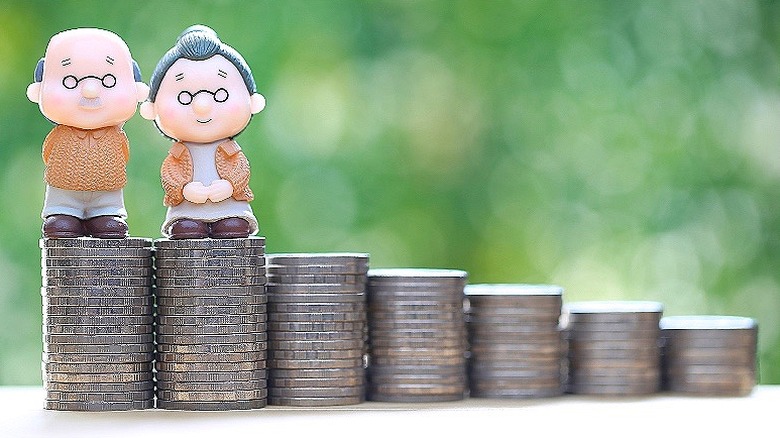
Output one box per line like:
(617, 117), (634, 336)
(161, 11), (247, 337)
(43, 247), (153, 258)
(268, 329), (364, 342)
(44, 371), (153, 383)
(43, 351), (154, 363)
(44, 399), (153, 411)
(43, 342), (154, 354)
(43, 380), (154, 393)
(43, 362), (152, 374)
(44, 333), (153, 345)
(155, 332), (267, 345)
(157, 341), (267, 354)
(153, 237), (265, 248)
(156, 399), (267, 411)
(269, 338), (364, 351)
(42, 286), (151, 298)
(269, 367), (365, 380)
(267, 395), (363, 407)
(155, 369), (267, 383)
(155, 379), (267, 392)
(155, 360), (266, 373)
(156, 389), (267, 402)
(268, 358), (364, 369)
(41, 237), (152, 248)
(155, 323), (266, 336)
(269, 376), (365, 388)
(156, 351), (266, 363)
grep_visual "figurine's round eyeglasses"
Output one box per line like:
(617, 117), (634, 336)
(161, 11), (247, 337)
(177, 88), (229, 105)
(62, 74), (117, 89)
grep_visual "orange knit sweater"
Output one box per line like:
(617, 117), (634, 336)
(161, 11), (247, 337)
(42, 125), (129, 191)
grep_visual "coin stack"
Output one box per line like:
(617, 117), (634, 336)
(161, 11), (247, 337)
(465, 284), (564, 398)
(41, 237), (155, 411)
(265, 253), (369, 407)
(153, 237), (268, 411)
(661, 315), (758, 396)
(366, 268), (468, 402)
(563, 301), (663, 396)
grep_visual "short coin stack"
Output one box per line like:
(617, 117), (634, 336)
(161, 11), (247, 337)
(153, 237), (268, 410)
(465, 284), (564, 398)
(41, 237), (155, 411)
(266, 253), (369, 407)
(366, 268), (468, 402)
(563, 301), (663, 396)
(661, 315), (758, 396)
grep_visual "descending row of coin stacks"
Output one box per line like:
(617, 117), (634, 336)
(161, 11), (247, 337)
(366, 269), (469, 402)
(562, 301), (663, 396)
(465, 284), (564, 398)
(41, 238), (155, 411)
(153, 237), (268, 411)
(660, 316), (758, 396)
(266, 253), (369, 406)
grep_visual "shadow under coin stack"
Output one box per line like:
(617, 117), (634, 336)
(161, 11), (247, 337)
(41, 238), (155, 411)
(152, 237), (268, 410)
(465, 284), (564, 398)
(661, 315), (758, 396)
(563, 301), (663, 396)
(366, 268), (468, 402)
(266, 253), (369, 407)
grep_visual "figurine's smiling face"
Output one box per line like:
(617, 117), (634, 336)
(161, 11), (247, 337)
(149, 55), (259, 143)
(28, 29), (147, 129)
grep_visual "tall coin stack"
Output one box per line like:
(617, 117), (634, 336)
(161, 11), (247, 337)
(465, 284), (564, 398)
(265, 253), (369, 407)
(153, 237), (268, 410)
(41, 238), (155, 411)
(661, 315), (758, 396)
(563, 301), (663, 396)
(366, 268), (468, 402)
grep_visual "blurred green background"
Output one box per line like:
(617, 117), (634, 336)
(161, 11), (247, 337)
(0, 0), (778, 385)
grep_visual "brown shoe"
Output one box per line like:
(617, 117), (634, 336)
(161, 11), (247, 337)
(209, 217), (251, 239)
(43, 214), (86, 238)
(168, 218), (209, 239)
(83, 216), (129, 239)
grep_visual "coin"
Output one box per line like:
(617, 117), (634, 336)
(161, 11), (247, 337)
(156, 389), (267, 402)
(41, 237), (153, 248)
(266, 292), (365, 304)
(155, 257), (260, 269)
(42, 314), (154, 326)
(368, 372), (466, 386)
(155, 323), (265, 336)
(267, 264), (368, 276)
(154, 286), (266, 298)
(157, 341), (267, 354)
(156, 314), (266, 326)
(154, 276), (265, 288)
(268, 357), (364, 369)
(268, 395), (363, 407)
(43, 257), (153, 268)
(469, 386), (563, 399)
(566, 381), (660, 395)
(43, 361), (153, 374)
(367, 382), (465, 396)
(267, 283), (365, 294)
(44, 399), (154, 411)
(156, 379), (267, 392)
(155, 360), (265, 373)
(268, 311), (365, 323)
(268, 386), (363, 398)
(43, 351), (154, 363)
(156, 304), (267, 317)
(156, 399), (266, 411)
(156, 296), (267, 308)
(156, 266), (267, 278)
(43, 247), (153, 258)
(564, 301), (663, 321)
(267, 252), (369, 265)
(43, 295), (153, 307)
(270, 349), (363, 361)
(269, 338), (365, 352)
(154, 237), (265, 248)
(269, 376), (365, 388)
(44, 277), (153, 287)
(44, 371), (153, 383)
(155, 369), (267, 383)
(268, 302), (365, 313)
(565, 329), (660, 342)
(156, 351), (266, 363)
(268, 329), (364, 342)
(42, 286), (151, 298)
(156, 332), (267, 345)
(43, 324), (153, 336)
(369, 355), (464, 367)
(43, 305), (154, 317)
(269, 367), (365, 380)
(44, 380), (155, 393)
(43, 342), (154, 355)
(42, 267), (154, 279)
(44, 333), (154, 345)
(369, 336), (464, 349)
(152, 247), (265, 258)
(268, 321), (363, 332)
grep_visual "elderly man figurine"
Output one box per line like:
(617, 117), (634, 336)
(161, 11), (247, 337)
(27, 28), (149, 239)
(140, 25), (265, 239)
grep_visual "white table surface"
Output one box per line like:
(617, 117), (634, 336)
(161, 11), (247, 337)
(1, 386), (775, 437)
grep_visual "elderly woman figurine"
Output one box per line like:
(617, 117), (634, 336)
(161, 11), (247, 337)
(141, 25), (266, 239)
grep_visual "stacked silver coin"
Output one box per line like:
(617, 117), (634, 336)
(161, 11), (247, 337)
(465, 284), (564, 398)
(661, 315), (758, 396)
(153, 237), (268, 410)
(366, 268), (468, 402)
(563, 301), (663, 396)
(41, 237), (155, 411)
(266, 253), (369, 407)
